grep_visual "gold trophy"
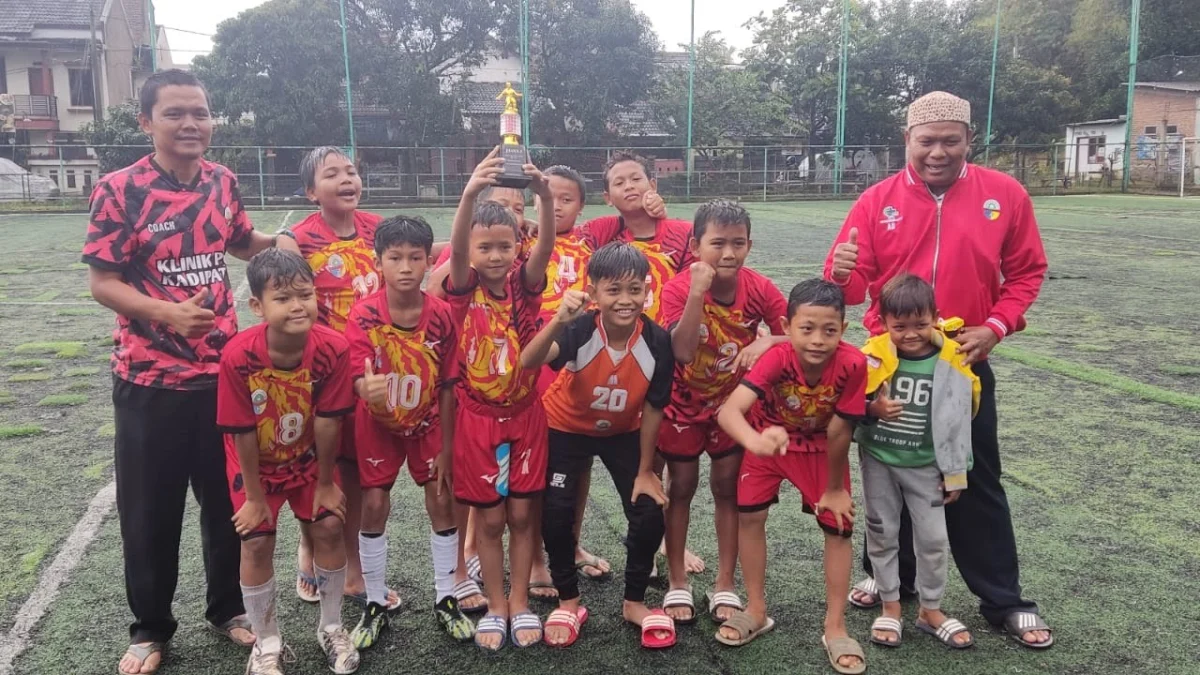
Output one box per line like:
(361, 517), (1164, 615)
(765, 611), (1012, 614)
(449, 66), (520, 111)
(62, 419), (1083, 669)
(495, 82), (531, 189)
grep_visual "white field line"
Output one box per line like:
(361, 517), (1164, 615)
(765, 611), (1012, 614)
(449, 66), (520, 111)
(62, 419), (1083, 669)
(0, 480), (117, 675)
(234, 209), (294, 302)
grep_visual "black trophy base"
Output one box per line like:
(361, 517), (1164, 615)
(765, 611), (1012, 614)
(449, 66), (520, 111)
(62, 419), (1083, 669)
(496, 144), (531, 189)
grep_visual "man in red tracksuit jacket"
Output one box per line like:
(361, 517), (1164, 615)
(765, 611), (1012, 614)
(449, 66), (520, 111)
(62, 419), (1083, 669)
(824, 91), (1053, 649)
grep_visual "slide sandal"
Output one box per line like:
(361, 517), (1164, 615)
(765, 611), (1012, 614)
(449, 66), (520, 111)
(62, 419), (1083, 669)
(474, 614), (509, 653)
(296, 573), (319, 604)
(714, 611), (775, 647)
(663, 587), (697, 625)
(544, 606), (589, 648)
(640, 609), (676, 649)
(705, 590), (745, 624)
(452, 579), (488, 614)
(869, 616), (903, 647)
(510, 611), (544, 648)
(916, 617), (974, 649)
(822, 635), (867, 675)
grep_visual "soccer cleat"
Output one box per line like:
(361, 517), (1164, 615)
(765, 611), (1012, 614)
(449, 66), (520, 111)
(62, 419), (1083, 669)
(434, 596), (475, 642)
(318, 627), (360, 674)
(245, 644), (287, 675)
(350, 602), (389, 650)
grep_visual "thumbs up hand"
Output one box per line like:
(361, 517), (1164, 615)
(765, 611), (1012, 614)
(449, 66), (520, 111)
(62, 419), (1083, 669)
(868, 381), (904, 422)
(164, 288), (217, 338)
(362, 358), (389, 410)
(831, 227), (859, 282)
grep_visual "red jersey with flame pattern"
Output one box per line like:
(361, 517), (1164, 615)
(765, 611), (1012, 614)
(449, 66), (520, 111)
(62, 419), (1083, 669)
(217, 323), (355, 486)
(579, 216), (694, 321)
(344, 289), (458, 436)
(288, 211), (382, 332)
(659, 266), (788, 423)
(443, 266), (545, 411)
(741, 341), (867, 453)
(534, 230), (593, 325)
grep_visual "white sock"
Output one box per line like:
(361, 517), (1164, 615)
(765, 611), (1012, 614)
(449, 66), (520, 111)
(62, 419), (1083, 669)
(241, 578), (281, 653)
(431, 528), (459, 603)
(359, 532), (388, 607)
(314, 563), (346, 634)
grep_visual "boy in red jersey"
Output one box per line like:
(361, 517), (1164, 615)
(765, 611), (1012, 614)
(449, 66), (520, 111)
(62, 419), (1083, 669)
(344, 216), (474, 648)
(656, 200), (788, 626)
(83, 69), (285, 675)
(427, 184), (533, 299)
(717, 279), (867, 674)
(443, 148), (557, 651)
(286, 147), (399, 613)
(520, 243), (673, 648)
(218, 249), (359, 675)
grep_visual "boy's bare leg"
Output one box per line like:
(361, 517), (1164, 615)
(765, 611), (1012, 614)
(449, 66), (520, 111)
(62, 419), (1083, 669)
(823, 532), (862, 670)
(297, 531), (317, 597)
(663, 459), (700, 622)
(339, 463), (365, 595)
(572, 468), (610, 577)
(450, 502), (486, 607)
(529, 539), (558, 598)
(464, 506), (479, 561)
(507, 496), (542, 645)
(655, 458), (705, 574)
(710, 452), (742, 621)
(719, 510), (768, 640)
(475, 503), (509, 650)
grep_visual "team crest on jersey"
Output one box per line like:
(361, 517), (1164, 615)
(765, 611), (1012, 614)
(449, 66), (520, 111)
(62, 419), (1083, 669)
(786, 394), (802, 410)
(983, 199), (1001, 221)
(326, 253), (346, 278)
(881, 205), (902, 231)
(224, 205), (233, 221)
(595, 419), (612, 431)
(251, 389), (268, 415)
(867, 355), (882, 369)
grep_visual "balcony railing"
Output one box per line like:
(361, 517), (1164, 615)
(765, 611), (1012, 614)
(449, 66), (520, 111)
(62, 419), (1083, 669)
(9, 94), (59, 120)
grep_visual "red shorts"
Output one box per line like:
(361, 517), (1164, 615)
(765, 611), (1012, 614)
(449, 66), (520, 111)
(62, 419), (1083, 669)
(737, 449), (853, 536)
(338, 412), (357, 463)
(226, 454), (338, 539)
(657, 417), (738, 461)
(355, 413), (443, 489)
(453, 395), (549, 508)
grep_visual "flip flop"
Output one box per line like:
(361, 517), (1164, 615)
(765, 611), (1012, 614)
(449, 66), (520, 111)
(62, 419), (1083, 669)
(916, 617), (974, 649)
(1001, 611), (1054, 649)
(848, 577), (880, 609)
(640, 609), (676, 649)
(347, 588), (402, 613)
(529, 580), (559, 600)
(705, 590), (745, 624)
(575, 552), (612, 580)
(714, 610), (776, 647)
(663, 587), (697, 625)
(822, 635), (867, 675)
(510, 611), (544, 648)
(474, 614), (509, 653)
(207, 615), (256, 647)
(118, 642), (165, 675)
(544, 606), (589, 648)
(452, 579), (488, 614)
(869, 616), (903, 648)
(296, 572), (319, 604)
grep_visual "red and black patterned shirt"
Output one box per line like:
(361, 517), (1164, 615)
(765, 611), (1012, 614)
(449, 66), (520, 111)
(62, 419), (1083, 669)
(82, 155), (254, 390)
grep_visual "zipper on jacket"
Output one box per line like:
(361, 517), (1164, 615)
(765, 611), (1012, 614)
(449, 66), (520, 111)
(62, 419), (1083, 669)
(927, 188), (945, 289)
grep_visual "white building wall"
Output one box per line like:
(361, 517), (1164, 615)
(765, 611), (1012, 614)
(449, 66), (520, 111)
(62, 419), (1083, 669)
(1063, 122), (1126, 177)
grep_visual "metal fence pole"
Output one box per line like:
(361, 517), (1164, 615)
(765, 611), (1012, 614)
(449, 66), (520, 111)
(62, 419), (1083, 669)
(762, 147), (768, 202)
(257, 146), (266, 207)
(1052, 144), (1058, 195)
(439, 148), (447, 206)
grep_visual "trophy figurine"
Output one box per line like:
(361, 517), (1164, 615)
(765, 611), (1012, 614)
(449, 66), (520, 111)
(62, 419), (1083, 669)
(495, 82), (531, 189)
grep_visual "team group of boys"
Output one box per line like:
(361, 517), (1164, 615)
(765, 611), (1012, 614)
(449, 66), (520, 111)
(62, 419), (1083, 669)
(207, 135), (984, 675)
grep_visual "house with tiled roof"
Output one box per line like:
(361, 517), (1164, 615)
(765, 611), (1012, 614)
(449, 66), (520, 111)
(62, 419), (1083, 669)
(0, 0), (172, 194)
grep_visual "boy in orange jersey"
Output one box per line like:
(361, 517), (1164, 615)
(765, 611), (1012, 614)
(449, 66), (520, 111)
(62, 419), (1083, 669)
(443, 148), (557, 651)
(285, 147), (399, 612)
(717, 280), (867, 673)
(656, 200), (789, 627)
(520, 243), (674, 648)
(344, 216), (475, 649)
(218, 249), (359, 675)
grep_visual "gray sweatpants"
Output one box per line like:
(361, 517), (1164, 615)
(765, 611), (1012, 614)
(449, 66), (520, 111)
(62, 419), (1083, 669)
(860, 449), (949, 609)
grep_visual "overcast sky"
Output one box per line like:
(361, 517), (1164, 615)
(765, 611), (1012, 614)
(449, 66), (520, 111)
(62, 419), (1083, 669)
(155, 0), (782, 64)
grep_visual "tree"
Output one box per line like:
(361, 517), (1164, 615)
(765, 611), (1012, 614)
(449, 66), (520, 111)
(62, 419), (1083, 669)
(648, 32), (792, 150)
(525, 0), (659, 142)
(80, 102), (149, 173)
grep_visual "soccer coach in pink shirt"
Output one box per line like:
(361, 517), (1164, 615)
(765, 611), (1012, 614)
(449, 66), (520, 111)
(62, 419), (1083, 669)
(824, 91), (1052, 649)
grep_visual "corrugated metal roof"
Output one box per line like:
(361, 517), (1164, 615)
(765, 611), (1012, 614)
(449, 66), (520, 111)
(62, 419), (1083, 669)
(1133, 81), (1200, 92)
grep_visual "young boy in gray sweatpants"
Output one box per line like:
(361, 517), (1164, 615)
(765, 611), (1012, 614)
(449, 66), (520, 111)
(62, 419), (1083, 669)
(856, 274), (980, 650)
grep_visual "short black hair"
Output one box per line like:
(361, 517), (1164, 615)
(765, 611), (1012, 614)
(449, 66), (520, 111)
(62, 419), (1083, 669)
(247, 248), (314, 298)
(139, 69), (209, 118)
(545, 165), (586, 202)
(878, 273), (937, 319)
(375, 216), (434, 256)
(787, 278), (845, 319)
(478, 185), (529, 206)
(588, 242), (650, 283)
(602, 150), (655, 190)
(693, 199), (751, 240)
(300, 146), (352, 193)
(472, 201), (519, 234)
